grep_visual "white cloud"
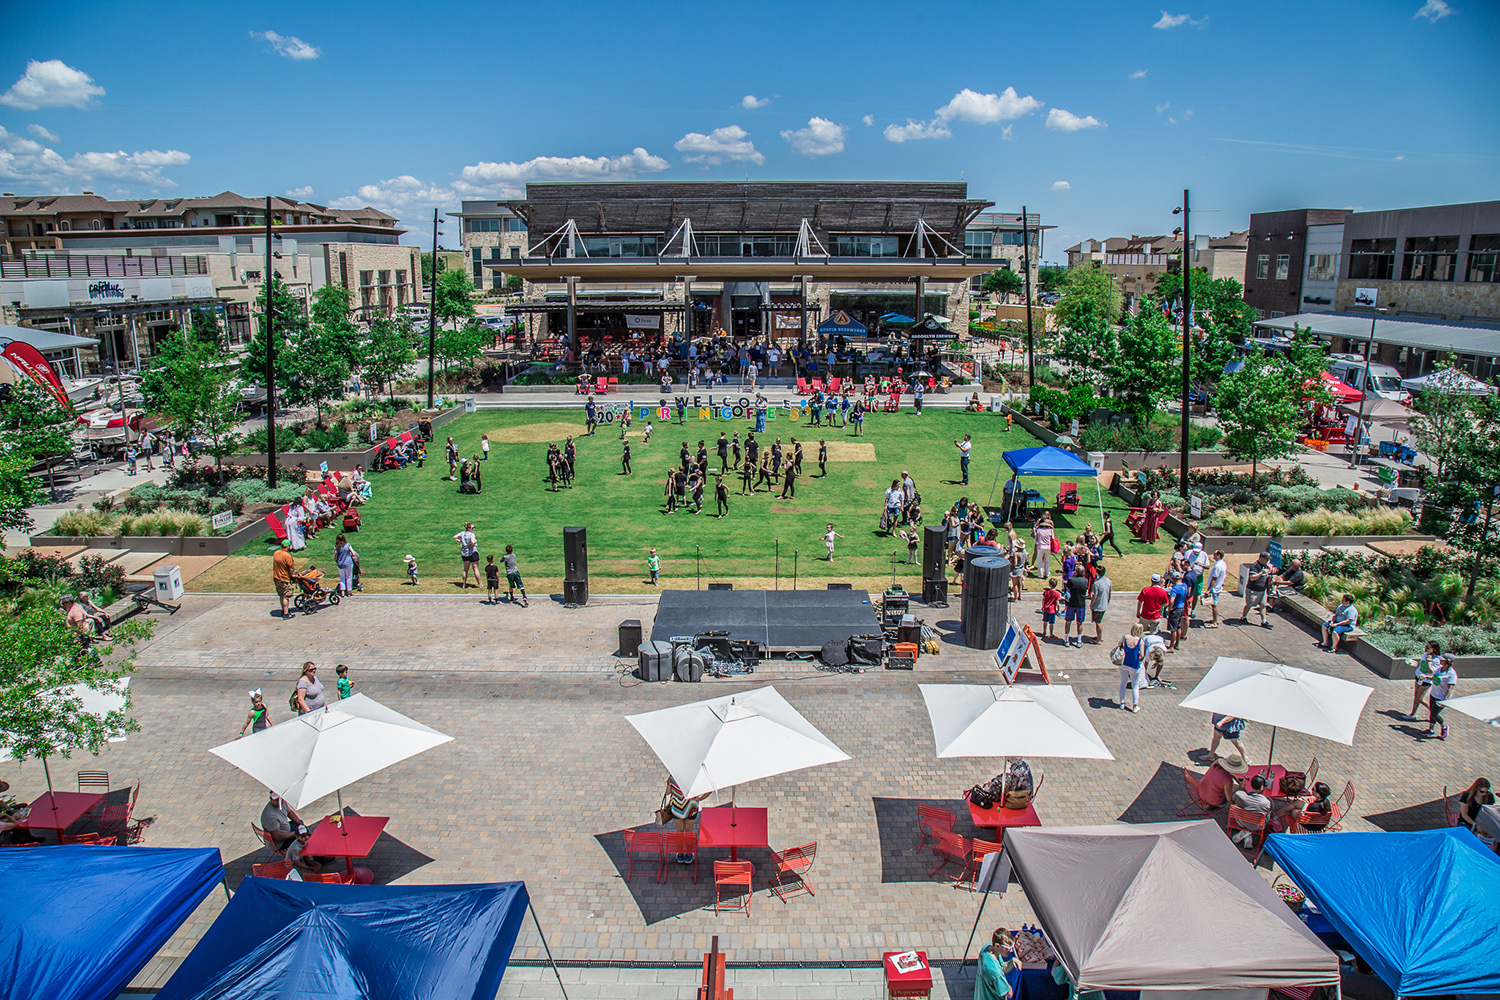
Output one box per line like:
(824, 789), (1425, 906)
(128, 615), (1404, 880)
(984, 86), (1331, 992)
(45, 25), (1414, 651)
(0, 126), (189, 187)
(936, 87), (1043, 124)
(27, 123), (60, 142)
(1156, 102), (1171, 113)
(1130, 69), (1148, 80)
(861, 114), (874, 127)
(1168, 107), (1195, 124)
(455, 147), (670, 198)
(1393, 154), (1405, 161)
(285, 185), (315, 198)
(329, 175), (451, 213)
(781, 117), (846, 156)
(250, 30), (321, 60)
(674, 126), (764, 164)
(1414, 0), (1452, 20)
(1154, 11), (1190, 27)
(1051, 181), (1071, 191)
(884, 120), (952, 142)
(741, 94), (771, 109)
(1002, 125), (1014, 141)
(0, 60), (105, 110)
(1046, 108), (1106, 132)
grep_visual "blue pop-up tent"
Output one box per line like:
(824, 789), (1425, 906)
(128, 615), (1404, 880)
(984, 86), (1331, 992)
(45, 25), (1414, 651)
(1265, 828), (1500, 998)
(157, 878), (540, 1000)
(0, 845), (224, 1000)
(992, 445), (1104, 524)
(817, 310), (868, 336)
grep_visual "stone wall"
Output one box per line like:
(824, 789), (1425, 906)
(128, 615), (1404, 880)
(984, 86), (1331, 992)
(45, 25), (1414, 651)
(1335, 279), (1500, 321)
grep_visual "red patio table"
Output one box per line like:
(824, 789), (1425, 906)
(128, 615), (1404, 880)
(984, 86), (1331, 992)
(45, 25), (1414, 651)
(883, 950), (933, 999)
(19, 792), (103, 834)
(1245, 764), (1289, 797)
(966, 797), (1041, 834)
(697, 805), (768, 863)
(303, 814), (388, 885)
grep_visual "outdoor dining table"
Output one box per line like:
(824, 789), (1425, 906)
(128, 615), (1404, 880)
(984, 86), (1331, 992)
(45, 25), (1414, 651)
(966, 796), (1041, 835)
(697, 805), (768, 862)
(18, 791), (103, 835)
(1244, 764), (1289, 796)
(303, 814), (388, 885)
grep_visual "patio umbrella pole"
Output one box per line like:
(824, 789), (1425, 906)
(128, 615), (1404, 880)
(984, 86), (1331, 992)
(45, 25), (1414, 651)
(529, 901), (570, 1000)
(43, 756), (60, 828)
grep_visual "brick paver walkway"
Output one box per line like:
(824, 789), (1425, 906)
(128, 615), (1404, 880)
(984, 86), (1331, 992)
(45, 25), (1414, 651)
(9, 593), (1491, 994)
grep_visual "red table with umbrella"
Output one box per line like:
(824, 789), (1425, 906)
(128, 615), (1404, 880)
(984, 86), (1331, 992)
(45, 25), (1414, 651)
(303, 814), (388, 884)
(966, 795), (1041, 835)
(697, 805), (768, 862)
(19, 791), (103, 835)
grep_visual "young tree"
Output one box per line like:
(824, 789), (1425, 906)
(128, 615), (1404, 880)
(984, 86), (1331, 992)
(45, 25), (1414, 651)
(309, 285), (363, 371)
(434, 268), (477, 330)
(982, 267), (1024, 301)
(435, 320), (487, 375)
(0, 452), (45, 534)
(1409, 362), (1474, 478)
(1213, 358), (1304, 484)
(241, 274), (308, 389)
(1154, 269), (1254, 396)
(283, 326), (352, 427)
(0, 379), (74, 502)
(187, 307), (226, 349)
(1052, 263), (1122, 382)
(1430, 395), (1500, 600)
(1038, 265), (1068, 295)
(139, 336), (241, 487)
(363, 314), (417, 402)
(1106, 309), (1177, 427)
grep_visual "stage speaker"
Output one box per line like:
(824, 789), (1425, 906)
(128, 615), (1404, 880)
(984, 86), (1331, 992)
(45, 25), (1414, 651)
(563, 526), (588, 582)
(961, 554), (1010, 649)
(618, 619), (643, 657)
(564, 579), (589, 606)
(922, 525), (947, 582)
(922, 577), (948, 604)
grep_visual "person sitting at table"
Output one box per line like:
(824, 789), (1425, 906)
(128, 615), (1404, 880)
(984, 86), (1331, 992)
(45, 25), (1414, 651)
(661, 776), (711, 866)
(260, 792), (305, 853)
(976, 928), (1020, 1000)
(1457, 777), (1494, 833)
(1198, 752), (1248, 811)
(1229, 774), (1275, 846)
(1296, 781), (1335, 831)
(285, 825), (325, 875)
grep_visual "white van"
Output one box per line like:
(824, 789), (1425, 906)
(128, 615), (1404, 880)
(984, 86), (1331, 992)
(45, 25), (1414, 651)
(1327, 355), (1407, 401)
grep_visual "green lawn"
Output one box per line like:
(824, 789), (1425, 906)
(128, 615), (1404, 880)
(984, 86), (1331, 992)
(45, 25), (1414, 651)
(197, 407), (1169, 594)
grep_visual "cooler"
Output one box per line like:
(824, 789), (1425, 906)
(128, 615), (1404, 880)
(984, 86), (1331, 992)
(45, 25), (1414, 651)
(883, 951), (933, 999)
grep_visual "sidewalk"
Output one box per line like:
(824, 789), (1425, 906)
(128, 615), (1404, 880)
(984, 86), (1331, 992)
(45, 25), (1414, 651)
(496, 962), (978, 999)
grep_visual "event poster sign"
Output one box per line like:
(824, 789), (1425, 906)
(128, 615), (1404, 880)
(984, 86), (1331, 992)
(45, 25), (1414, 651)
(993, 620), (1027, 684)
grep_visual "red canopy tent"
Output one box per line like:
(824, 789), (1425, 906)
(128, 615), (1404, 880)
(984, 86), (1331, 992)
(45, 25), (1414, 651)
(1305, 371), (1362, 403)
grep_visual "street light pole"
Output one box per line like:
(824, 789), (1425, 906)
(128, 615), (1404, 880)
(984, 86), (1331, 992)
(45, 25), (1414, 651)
(1022, 205), (1035, 390)
(1353, 308), (1379, 467)
(427, 207), (439, 409)
(265, 195), (277, 488)
(1176, 190), (1191, 500)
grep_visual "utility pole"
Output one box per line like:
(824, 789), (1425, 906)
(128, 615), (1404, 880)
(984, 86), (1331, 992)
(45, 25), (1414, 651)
(265, 195), (277, 488)
(427, 207), (439, 409)
(1177, 190), (1190, 500)
(1353, 307), (1379, 467)
(1022, 206), (1035, 389)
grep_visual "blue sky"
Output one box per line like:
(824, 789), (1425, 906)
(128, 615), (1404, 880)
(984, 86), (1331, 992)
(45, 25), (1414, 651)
(3, 1), (1496, 256)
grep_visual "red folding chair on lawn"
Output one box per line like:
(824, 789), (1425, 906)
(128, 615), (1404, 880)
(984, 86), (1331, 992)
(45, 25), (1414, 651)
(1057, 482), (1080, 513)
(796, 377), (810, 394)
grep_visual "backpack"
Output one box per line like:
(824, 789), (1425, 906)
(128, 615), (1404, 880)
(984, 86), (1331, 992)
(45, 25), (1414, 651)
(289, 688), (300, 712)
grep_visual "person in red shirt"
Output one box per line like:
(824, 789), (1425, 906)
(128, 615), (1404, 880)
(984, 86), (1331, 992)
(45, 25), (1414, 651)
(1197, 752), (1249, 810)
(1136, 573), (1170, 633)
(1040, 577), (1062, 640)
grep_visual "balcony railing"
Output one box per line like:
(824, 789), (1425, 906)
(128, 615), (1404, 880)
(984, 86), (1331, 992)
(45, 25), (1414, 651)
(0, 254), (208, 278)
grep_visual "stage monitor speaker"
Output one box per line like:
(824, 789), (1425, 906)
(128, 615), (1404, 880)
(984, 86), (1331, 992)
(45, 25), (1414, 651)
(564, 579), (589, 606)
(563, 526), (588, 582)
(962, 555), (1010, 649)
(618, 619), (642, 657)
(922, 525), (947, 582)
(922, 577), (948, 604)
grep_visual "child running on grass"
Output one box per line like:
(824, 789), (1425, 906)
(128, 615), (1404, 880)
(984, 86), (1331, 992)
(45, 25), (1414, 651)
(1041, 577), (1062, 639)
(485, 554), (500, 604)
(404, 554), (419, 586)
(503, 544), (529, 607)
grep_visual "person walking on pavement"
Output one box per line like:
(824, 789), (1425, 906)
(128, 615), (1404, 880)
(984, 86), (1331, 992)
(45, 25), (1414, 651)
(954, 434), (972, 485)
(454, 522), (480, 589)
(502, 544), (529, 607)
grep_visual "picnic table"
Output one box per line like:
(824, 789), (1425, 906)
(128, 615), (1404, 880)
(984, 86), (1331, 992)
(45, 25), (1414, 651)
(303, 814), (388, 884)
(697, 805), (768, 863)
(966, 796), (1041, 834)
(18, 792), (103, 834)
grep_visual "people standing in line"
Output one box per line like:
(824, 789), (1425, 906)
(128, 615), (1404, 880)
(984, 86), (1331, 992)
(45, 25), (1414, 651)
(1032, 514), (1054, 578)
(823, 523), (844, 562)
(1166, 571), (1191, 650)
(1240, 551), (1273, 627)
(1203, 550), (1227, 627)
(1040, 578), (1062, 640)
(485, 554), (501, 604)
(503, 544), (529, 607)
(333, 533), (358, 598)
(335, 663), (353, 699)
(238, 690), (273, 737)
(294, 662), (325, 715)
(1403, 640), (1442, 720)
(1090, 568), (1113, 644)
(1116, 624), (1145, 713)
(621, 439), (632, 475)
(1426, 654), (1457, 740)
(647, 547), (660, 585)
(954, 433), (972, 485)
(715, 476), (729, 518)
(273, 540), (298, 620)
(454, 522), (480, 589)
(1137, 573), (1169, 633)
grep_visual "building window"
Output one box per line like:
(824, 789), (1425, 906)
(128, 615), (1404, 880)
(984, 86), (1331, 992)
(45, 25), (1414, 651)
(472, 247), (483, 284)
(90, 219), (102, 230)
(510, 247), (521, 260)
(578, 235), (660, 257)
(1255, 255), (1269, 280)
(963, 230), (994, 257)
(1468, 234), (1500, 283)
(1403, 236), (1459, 281)
(395, 269), (407, 289)
(359, 270), (374, 287)
(1306, 253), (1338, 281)
(339, 253), (349, 287)
(1348, 238), (1396, 280)
(377, 269), (391, 286)
(1275, 255), (1290, 281)
(832, 235), (899, 257)
(508, 218), (527, 232)
(999, 231), (1035, 246)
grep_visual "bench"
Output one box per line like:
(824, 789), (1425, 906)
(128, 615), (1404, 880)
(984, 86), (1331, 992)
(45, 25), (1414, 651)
(1274, 590), (1366, 640)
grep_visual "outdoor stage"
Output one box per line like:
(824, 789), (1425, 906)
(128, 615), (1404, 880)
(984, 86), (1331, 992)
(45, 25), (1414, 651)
(650, 589), (879, 652)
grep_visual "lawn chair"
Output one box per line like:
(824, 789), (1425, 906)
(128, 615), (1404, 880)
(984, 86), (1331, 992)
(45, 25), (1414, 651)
(796, 377), (810, 394)
(77, 770), (110, 794)
(810, 377), (823, 393)
(251, 860), (295, 879)
(1227, 806), (1268, 863)
(264, 511), (288, 542)
(916, 803), (955, 853)
(829, 377), (842, 393)
(623, 829), (665, 883)
(251, 822), (287, 856)
(768, 842), (817, 902)
(1325, 781), (1356, 831)
(1177, 771), (1218, 818)
(595, 376), (609, 395)
(928, 831), (974, 885)
(660, 831), (699, 884)
(1056, 482), (1080, 514)
(607, 377), (619, 393)
(713, 860), (754, 915)
(61, 832), (117, 845)
(98, 780), (141, 844)
(884, 393), (901, 412)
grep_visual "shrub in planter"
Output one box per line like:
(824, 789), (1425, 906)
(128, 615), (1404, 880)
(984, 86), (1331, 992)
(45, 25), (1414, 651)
(52, 509), (116, 537)
(76, 554), (126, 596)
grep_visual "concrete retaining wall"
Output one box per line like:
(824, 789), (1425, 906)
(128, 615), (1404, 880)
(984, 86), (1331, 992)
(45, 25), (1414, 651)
(34, 513), (269, 557)
(233, 407), (465, 471)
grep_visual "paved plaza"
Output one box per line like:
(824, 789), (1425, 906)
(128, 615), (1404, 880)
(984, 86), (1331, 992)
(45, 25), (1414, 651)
(9, 587), (1491, 996)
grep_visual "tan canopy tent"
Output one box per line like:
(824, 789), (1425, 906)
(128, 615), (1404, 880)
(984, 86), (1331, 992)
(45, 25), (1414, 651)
(1004, 821), (1339, 993)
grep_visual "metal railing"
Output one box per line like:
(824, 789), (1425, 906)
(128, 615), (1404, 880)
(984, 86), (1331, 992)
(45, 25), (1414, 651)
(0, 255), (208, 278)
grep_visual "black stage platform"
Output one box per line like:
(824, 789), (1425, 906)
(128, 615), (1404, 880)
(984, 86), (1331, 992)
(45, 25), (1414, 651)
(651, 589), (878, 651)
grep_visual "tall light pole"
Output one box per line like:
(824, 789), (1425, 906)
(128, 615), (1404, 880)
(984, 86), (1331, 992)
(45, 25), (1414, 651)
(264, 195), (277, 488)
(1022, 205), (1035, 389)
(1352, 306), (1383, 467)
(427, 208), (439, 409)
(1172, 191), (1191, 500)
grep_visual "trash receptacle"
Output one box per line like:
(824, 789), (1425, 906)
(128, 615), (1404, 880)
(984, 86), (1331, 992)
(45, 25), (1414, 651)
(154, 564), (184, 601)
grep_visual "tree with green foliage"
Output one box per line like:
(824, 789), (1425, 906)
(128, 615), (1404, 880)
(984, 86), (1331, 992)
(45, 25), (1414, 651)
(283, 326), (352, 427)
(241, 274), (308, 390)
(1153, 269), (1255, 397)
(309, 285), (363, 371)
(434, 268), (477, 330)
(1105, 309), (1177, 426)
(0, 452), (44, 534)
(139, 334), (242, 487)
(364, 314), (418, 401)
(1038, 265), (1067, 295)
(1053, 263), (1121, 382)
(1425, 395), (1500, 601)
(420, 251), (449, 286)
(503, 274), (523, 293)
(1409, 360), (1476, 478)
(186, 307), (226, 350)
(982, 267), (1024, 301)
(435, 319), (487, 375)
(0, 379), (74, 503)
(1213, 328), (1331, 484)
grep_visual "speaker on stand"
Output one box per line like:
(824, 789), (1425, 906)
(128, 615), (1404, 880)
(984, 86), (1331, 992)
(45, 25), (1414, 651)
(563, 526), (589, 606)
(960, 550), (1010, 649)
(922, 525), (949, 605)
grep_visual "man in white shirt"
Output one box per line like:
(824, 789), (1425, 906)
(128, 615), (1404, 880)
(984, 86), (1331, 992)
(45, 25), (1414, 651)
(1205, 550), (1227, 628)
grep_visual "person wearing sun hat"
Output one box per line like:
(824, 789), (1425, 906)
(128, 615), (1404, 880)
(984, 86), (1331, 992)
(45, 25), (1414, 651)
(1198, 751), (1250, 811)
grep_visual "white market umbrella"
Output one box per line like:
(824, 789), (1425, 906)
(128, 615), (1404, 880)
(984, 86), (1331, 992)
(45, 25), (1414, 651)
(1400, 367), (1495, 396)
(920, 684), (1114, 761)
(1178, 657), (1373, 764)
(209, 693), (453, 811)
(1440, 688), (1500, 729)
(626, 685), (849, 798)
(3, 679), (132, 828)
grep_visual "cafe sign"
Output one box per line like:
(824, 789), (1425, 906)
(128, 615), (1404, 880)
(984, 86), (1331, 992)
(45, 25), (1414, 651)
(88, 281), (126, 301)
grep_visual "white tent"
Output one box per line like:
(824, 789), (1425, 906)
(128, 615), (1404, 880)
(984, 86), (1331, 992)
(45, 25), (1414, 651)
(1178, 657), (1373, 763)
(1401, 367), (1495, 396)
(209, 693), (453, 811)
(920, 684), (1113, 761)
(626, 686), (849, 797)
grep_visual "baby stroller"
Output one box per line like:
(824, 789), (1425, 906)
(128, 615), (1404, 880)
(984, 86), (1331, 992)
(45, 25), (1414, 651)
(291, 566), (341, 613)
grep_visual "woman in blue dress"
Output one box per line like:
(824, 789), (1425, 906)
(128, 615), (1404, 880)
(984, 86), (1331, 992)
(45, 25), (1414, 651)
(976, 928), (1019, 1000)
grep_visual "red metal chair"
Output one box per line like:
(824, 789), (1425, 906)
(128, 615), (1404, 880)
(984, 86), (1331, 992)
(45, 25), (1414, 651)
(1227, 806), (1268, 863)
(77, 770), (110, 794)
(660, 831), (699, 884)
(61, 832), (117, 845)
(768, 842), (817, 902)
(251, 822), (287, 857)
(251, 860), (295, 879)
(98, 780), (141, 844)
(623, 829), (665, 883)
(1326, 781), (1356, 832)
(916, 803), (955, 853)
(713, 860), (754, 915)
(1305, 757), (1319, 788)
(928, 831), (974, 885)
(302, 870), (353, 884)
(1056, 482), (1080, 514)
(1177, 771), (1218, 818)
(960, 839), (1004, 892)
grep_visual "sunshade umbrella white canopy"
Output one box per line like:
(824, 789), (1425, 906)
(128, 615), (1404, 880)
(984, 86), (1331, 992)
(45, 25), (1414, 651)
(4, 679), (133, 829)
(209, 693), (453, 811)
(625, 685), (849, 798)
(1440, 688), (1500, 728)
(1178, 657), (1373, 764)
(1401, 367), (1495, 396)
(920, 684), (1114, 761)
(1335, 397), (1411, 422)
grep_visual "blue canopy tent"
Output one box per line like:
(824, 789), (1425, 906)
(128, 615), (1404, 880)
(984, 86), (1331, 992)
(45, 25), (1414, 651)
(157, 878), (549, 1000)
(879, 312), (915, 324)
(992, 446), (1104, 526)
(0, 845), (224, 1000)
(817, 310), (868, 337)
(1264, 828), (1500, 998)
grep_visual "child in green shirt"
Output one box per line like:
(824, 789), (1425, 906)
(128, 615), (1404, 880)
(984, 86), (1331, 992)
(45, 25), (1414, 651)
(335, 663), (353, 699)
(648, 549), (660, 586)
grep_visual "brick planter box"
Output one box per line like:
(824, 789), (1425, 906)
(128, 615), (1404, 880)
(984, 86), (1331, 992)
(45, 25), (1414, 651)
(32, 514), (270, 558)
(233, 406), (465, 472)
